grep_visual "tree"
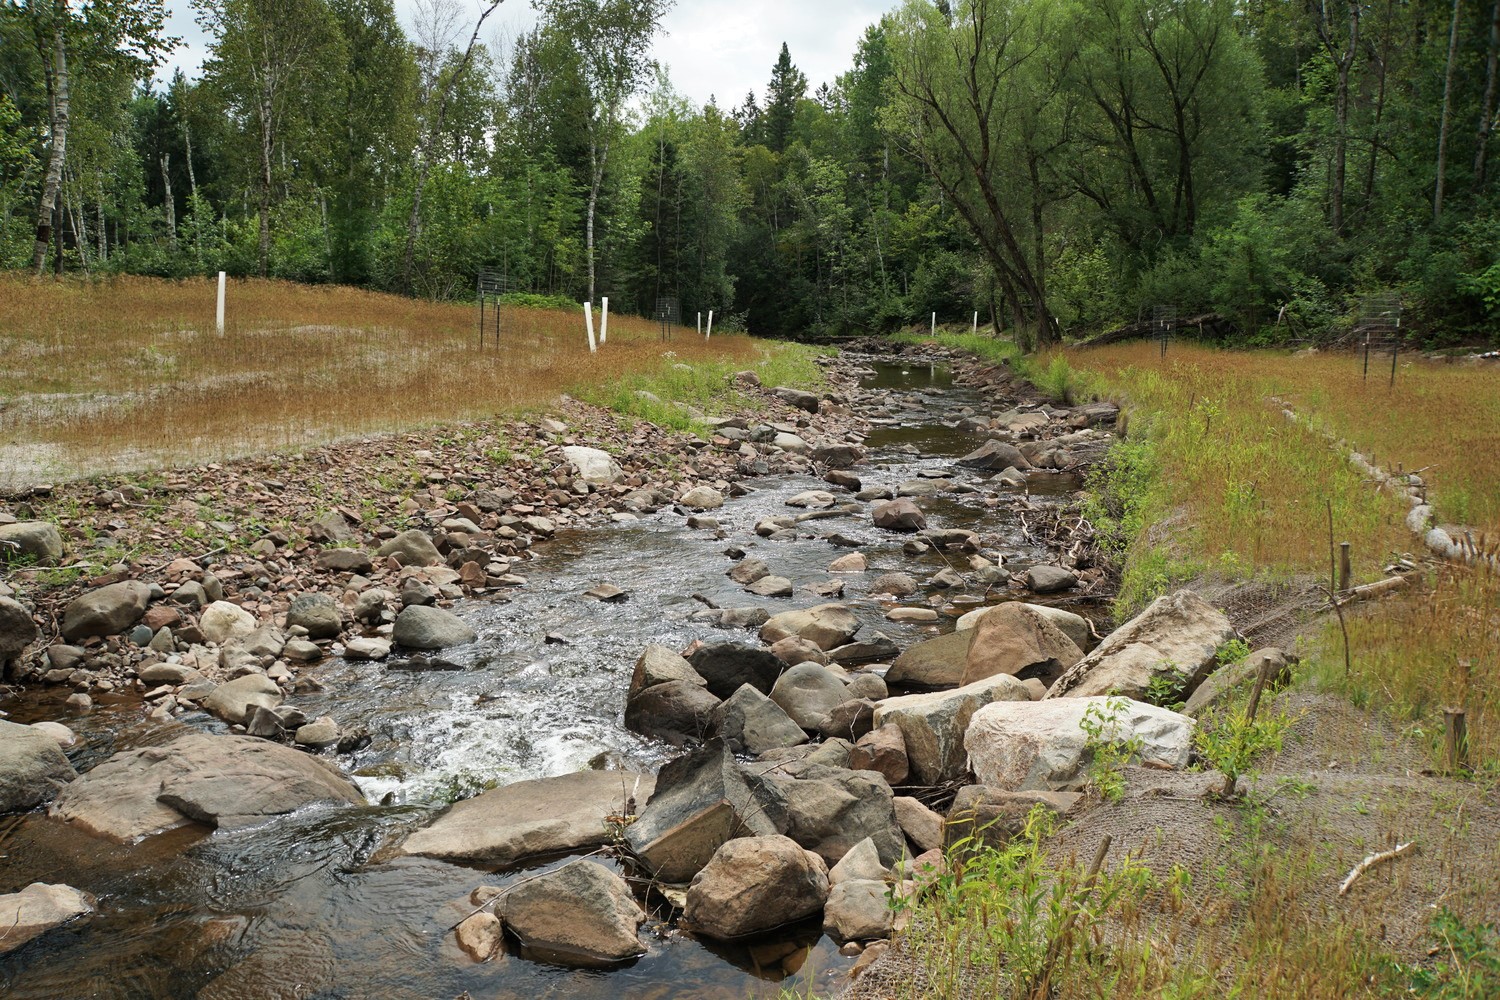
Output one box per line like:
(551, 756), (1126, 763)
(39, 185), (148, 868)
(533, 0), (673, 304)
(196, 0), (346, 276)
(885, 0), (1063, 345)
(764, 42), (807, 153)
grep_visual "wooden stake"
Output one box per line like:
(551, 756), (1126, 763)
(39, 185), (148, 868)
(1339, 542), (1352, 592)
(1444, 708), (1469, 775)
(1223, 655), (1275, 798)
(1326, 499), (1337, 594)
(1032, 835), (1112, 999)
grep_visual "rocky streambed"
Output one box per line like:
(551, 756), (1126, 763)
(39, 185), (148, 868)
(0, 345), (1185, 999)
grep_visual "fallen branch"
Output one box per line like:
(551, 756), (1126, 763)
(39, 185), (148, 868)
(1338, 841), (1416, 896)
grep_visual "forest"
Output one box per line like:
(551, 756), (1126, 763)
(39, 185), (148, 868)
(3, 0), (1500, 345)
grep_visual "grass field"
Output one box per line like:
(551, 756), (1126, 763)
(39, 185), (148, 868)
(0, 274), (785, 487)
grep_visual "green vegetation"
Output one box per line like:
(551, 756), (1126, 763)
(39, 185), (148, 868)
(8, 1), (1500, 343)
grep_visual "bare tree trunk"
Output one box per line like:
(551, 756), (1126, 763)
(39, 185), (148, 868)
(1435, 0), (1463, 222)
(160, 154), (177, 250)
(1310, 0), (1359, 235)
(32, 22), (69, 276)
(401, 0), (502, 295)
(96, 180), (106, 263)
(585, 135), (609, 305)
(1475, 0), (1500, 187)
(258, 93), (273, 277)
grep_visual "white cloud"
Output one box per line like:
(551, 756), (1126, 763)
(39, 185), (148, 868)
(159, 0), (892, 109)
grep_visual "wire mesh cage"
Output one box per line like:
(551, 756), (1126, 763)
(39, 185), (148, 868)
(653, 296), (680, 341)
(477, 267), (513, 349)
(1151, 304), (1178, 357)
(1354, 292), (1403, 384)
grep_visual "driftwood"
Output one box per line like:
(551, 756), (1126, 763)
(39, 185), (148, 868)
(1338, 842), (1416, 896)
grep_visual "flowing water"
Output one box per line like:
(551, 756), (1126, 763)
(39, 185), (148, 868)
(0, 360), (1096, 999)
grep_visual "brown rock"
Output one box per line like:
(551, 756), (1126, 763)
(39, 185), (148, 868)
(684, 835), (830, 941)
(849, 724), (908, 786)
(960, 602), (1083, 688)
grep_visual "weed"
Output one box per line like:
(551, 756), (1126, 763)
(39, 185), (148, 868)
(1079, 696), (1144, 801)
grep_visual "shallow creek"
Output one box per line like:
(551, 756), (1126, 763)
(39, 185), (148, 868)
(0, 359), (1096, 999)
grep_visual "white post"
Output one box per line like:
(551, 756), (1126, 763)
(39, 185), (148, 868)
(216, 271), (226, 335)
(706, 310), (714, 339)
(600, 296), (609, 345)
(973, 311), (979, 334)
(697, 311), (702, 335)
(584, 302), (597, 353)
(931, 312), (936, 336)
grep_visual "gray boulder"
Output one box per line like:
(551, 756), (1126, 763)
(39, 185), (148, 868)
(823, 880), (892, 942)
(0, 719), (77, 813)
(679, 486), (724, 510)
(1183, 648), (1295, 718)
(629, 644), (707, 699)
(684, 834), (828, 940)
(393, 605), (476, 649)
(377, 529), (443, 567)
(957, 602), (1095, 652)
(0, 883), (95, 955)
(759, 603), (860, 651)
(0, 596), (38, 666)
(1022, 565), (1077, 594)
(202, 674), (283, 725)
(771, 386), (821, 412)
(500, 861), (646, 966)
(1046, 590), (1239, 700)
(198, 600), (256, 645)
(958, 439), (1031, 471)
(966, 697), (1195, 792)
(399, 770), (655, 865)
(946, 786), (1083, 849)
(562, 446), (624, 486)
(0, 521), (64, 565)
(286, 593), (341, 640)
(871, 499), (926, 532)
(770, 662), (850, 731)
(316, 548), (373, 574)
(61, 581), (151, 641)
(713, 684), (808, 754)
(49, 732), (363, 842)
(768, 763), (905, 867)
(624, 679), (720, 742)
(872, 674), (1031, 785)
(885, 629), (974, 688)
(625, 740), (788, 883)
(688, 642), (786, 698)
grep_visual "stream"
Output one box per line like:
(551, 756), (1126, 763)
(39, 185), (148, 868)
(0, 358), (1097, 999)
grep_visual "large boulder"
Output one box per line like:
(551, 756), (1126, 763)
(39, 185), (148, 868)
(1045, 590), (1239, 700)
(629, 644), (708, 699)
(625, 740), (788, 883)
(0, 883), (95, 955)
(965, 697), (1195, 792)
(1022, 565), (1077, 594)
(713, 684), (807, 754)
(0, 596), (38, 666)
(769, 662), (850, 732)
(60, 581), (151, 641)
(885, 630), (974, 689)
(684, 835), (829, 940)
(678, 486), (724, 510)
(771, 386), (821, 413)
(759, 604), (860, 651)
(957, 439), (1031, 471)
(945, 786), (1082, 849)
(957, 602), (1095, 652)
(1183, 648), (1295, 718)
(285, 593), (341, 640)
(202, 673), (283, 725)
(0, 719), (76, 813)
(871, 499), (926, 533)
(0, 521), (65, 565)
(50, 732), (364, 842)
(393, 605), (476, 650)
(377, 529), (443, 567)
(823, 880), (892, 943)
(768, 764), (905, 867)
(961, 602), (1083, 688)
(562, 446), (624, 486)
(687, 642), (785, 699)
(872, 675), (1031, 785)
(500, 861), (645, 966)
(198, 601), (257, 645)
(624, 679), (721, 743)
(399, 770), (655, 865)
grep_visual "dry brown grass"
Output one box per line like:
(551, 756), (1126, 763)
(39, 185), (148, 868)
(0, 273), (768, 487)
(1076, 342), (1500, 536)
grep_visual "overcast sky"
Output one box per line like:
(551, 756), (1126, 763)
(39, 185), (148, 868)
(160, 0), (894, 111)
